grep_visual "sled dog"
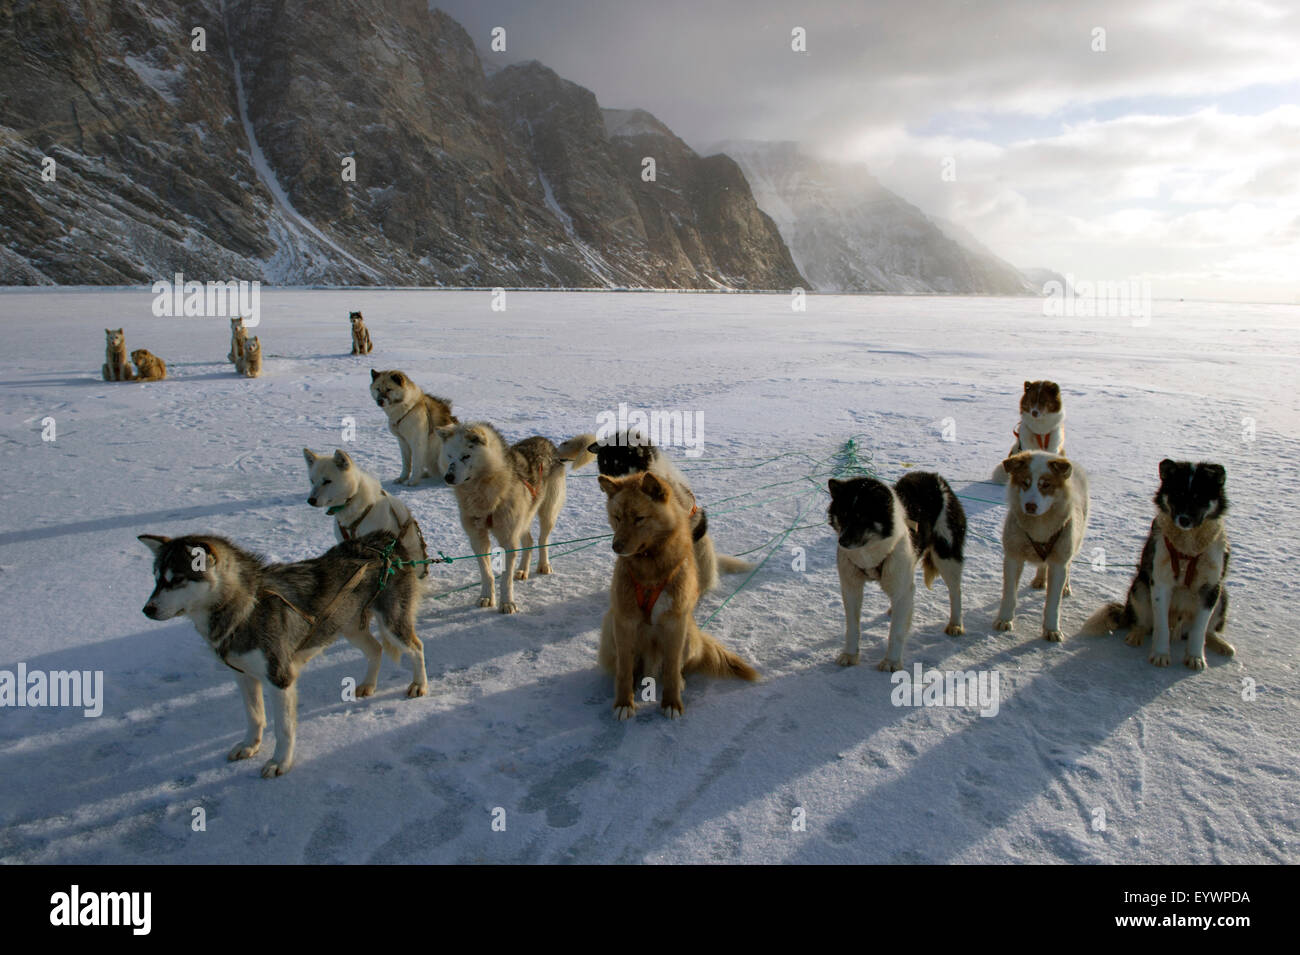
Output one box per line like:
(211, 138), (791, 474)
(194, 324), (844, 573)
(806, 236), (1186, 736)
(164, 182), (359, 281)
(235, 335), (262, 377)
(827, 472), (966, 671)
(369, 369), (457, 486)
(992, 380), (1066, 483)
(598, 471), (758, 718)
(349, 311), (373, 355)
(130, 348), (167, 381)
(139, 530), (426, 777)
(439, 421), (596, 613)
(103, 328), (135, 381)
(228, 316), (246, 364)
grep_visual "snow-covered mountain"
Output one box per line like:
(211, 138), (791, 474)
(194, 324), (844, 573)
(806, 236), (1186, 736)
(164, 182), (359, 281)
(715, 141), (1037, 295)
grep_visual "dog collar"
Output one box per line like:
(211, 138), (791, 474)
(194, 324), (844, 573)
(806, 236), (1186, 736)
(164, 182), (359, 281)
(630, 557), (687, 620)
(1013, 426), (1052, 451)
(1026, 519), (1069, 562)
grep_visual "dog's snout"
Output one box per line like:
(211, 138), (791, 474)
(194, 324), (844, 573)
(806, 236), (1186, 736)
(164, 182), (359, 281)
(1177, 515), (1192, 529)
(1024, 501), (1038, 514)
(444, 472), (455, 485)
(1031, 409), (1039, 417)
(307, 496), (317, 506)
(142, 603), (159, 619)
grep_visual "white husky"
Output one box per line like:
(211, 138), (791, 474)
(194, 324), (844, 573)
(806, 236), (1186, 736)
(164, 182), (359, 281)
(303, 448), (430, 579)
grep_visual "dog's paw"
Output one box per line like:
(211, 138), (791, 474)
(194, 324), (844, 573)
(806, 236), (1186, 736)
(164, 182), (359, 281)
(404, 477), (422, 487)
(499, 601), (517, 614)
(1124, 631), (1145, 647)
(945, 623), (965, 637)
(994, 617), (1015, 631)
(835, 651), (859, 667)
(661, 699), (684, 719)
(478, 595), (495, 608)
(1043, 629), (1064, 643)
(1030, 577), (1046, 590)
(260, 759), (291, 778)
(406, 681), (428, 698)
(513, 569), (528, 581)
(537, 562), (553, 575)
(228, 741), (261, 761)
(355, 683), (376, 699)
(1184, 654), (1207, 671)
(1149, 651), (1171, 667)
(876, 658), (903, 672)
(613, 703), (637, 721)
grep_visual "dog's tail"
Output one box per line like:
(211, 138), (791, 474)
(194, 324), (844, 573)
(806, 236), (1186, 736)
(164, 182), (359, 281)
(1078, 600), (1130, 637)
(557, 433), (598, 470)
(716, 554), (756, 575)
(921, 551), (939, 590)
(689, 630), (760, 681)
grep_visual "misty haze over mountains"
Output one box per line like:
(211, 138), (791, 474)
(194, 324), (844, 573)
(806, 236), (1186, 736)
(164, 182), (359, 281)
(1, 0), (1043, 293)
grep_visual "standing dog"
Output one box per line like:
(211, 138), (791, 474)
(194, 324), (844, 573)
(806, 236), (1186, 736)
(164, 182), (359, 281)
(138, 530), (426, 777)
(827, 472), (966, 671)
(992, 380), (1066, 483)
(1080, 460), (1232, 669)
(598, 471), (758, 719)
(130, 348), (167, 381)
(304, 448), (430, 579)
(369, 369), (457, 486)
(589, 430), (754, 596)
(102, 328), (135, 381)
(439, 422), (596, 613)
(228, 316), (246, 364)
(995, 452), (1089, 641)
(236, 335), (262, 378)
(349, 311), (373, 355)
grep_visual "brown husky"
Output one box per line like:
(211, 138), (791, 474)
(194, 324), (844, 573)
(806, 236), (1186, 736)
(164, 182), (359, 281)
(130, 348), (167, 381)
(102, 328), (135, 381)
(597, 471), (758, 720)
(349, 311), (373, 355)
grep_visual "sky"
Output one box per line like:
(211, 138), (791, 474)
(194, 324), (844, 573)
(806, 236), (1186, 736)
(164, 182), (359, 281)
(437, 0), (1300, 303)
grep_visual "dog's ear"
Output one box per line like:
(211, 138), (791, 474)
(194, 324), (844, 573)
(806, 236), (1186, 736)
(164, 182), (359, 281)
(188, 541), (218, 569)
(828, 478), (845, 497)
(1158, 458), (1179, 483)
(1047, 458), (1072, 480)
(370, 369), (379, 381)
(1046, 381), (1060, 395)
(1002, 454), (1030, 481)
(466, 427), (486, 445)
(436, 424), (457, 439)
(105, 328), (112, 335)
(138, 534), (170, 554)
(1200, 463), (1226, 487)
(1023, 380), (1033, 392)
(598, 475), (621, 496)
(333, 449), (351, 468)
(303, 447), (318, 464)
(392, 371), (405, 384)
(639, 471), (669, 502)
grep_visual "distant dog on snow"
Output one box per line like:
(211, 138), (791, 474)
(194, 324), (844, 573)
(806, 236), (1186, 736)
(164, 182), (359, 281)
(102, 328), (135, 381)
(236, 335), (262, 378)
(304, 447), (430, 579)
(589, 429), (754, 598)
(130, 348), (167, 381)
(369, 369), (457, 486)
(992, 380), (1066, 483)
(139, 530), (426, 777)
(995, 451), (1089, 642)
(349, 311), (373, 355)
(1080, 459), (1233, 669)
(228, 316), (246, 364)
(438, 421), (596, 613)
(598, 471), (758, 719)
(827, 472), (966, 672)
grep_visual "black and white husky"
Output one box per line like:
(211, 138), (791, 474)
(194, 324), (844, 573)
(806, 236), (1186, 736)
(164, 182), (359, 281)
(1081, 459), (1233, 669)
(827, 472), (966, 671)
(138, 531), (426, 777)
(589, 430), (754, 595)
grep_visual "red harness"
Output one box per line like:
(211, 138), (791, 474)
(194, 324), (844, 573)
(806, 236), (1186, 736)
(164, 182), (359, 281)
(1013, 426), (1052, 451)
(631, 559), (686, 620)
(1163, 537), (1201, 588)
(521, 463), (543, 501)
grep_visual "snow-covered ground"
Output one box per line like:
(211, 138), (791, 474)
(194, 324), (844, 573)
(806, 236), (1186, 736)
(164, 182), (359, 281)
(0, 289), (1296, 864)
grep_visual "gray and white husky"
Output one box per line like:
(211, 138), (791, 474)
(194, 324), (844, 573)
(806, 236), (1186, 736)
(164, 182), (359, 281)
(138, 531), (426, 777)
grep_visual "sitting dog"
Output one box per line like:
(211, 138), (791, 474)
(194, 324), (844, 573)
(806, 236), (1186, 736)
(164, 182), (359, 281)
(102, 328), (136, 381)
(995, 452), (1089, 641)
(236, 335), (262, 377)
(369, 369), (457, 486)
(598, 471), (758, 719)
(1080, 459), (1232, 669)
(228, 316), (246, 364)
(304, 447), (430, 579)
(139, 530), (426, 777)
(130, 348), (167, 381)
(992, 380), (1066, 483)
(349, 311), (373, 355)
(589, 429), (754, 597)
(827, 472), (966, 671)
(438, 421), (596, 613)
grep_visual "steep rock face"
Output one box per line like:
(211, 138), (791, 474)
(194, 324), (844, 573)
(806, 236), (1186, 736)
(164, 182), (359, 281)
(719, 140), (1035, 295)
(488, 64), (805, 290)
